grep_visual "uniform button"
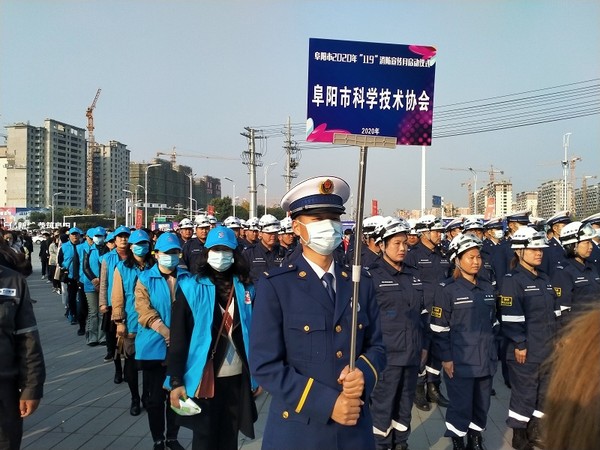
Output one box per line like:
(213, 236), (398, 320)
(336, 351), (343, 359)
(303, 325), (310, 332)
(335, 325), (342, 333)
(282, 411), (289, 419)
(358, 323), (363, 330)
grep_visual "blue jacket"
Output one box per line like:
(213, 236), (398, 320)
(243, 242), (284, 282)
(165, 275), (255, 394)
(430, 277), (498, 378)
(59, 241), (80, 280)
(250, 256), (386, 450)
(135, 265), (190, 361)
(551, 259), (600, 320)
(500, 265), (560, 363)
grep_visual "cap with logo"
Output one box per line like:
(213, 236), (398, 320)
(281, 176), (350, 219)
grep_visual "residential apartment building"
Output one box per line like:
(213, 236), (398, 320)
(537, 179), (566, 218)
(514, 191), (539, 217)
(573, 182), (600, 219)
(94, 141), (130, 216)
(474, 180), (513, 218)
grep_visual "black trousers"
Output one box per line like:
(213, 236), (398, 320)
(40, 258), (48, 277)
(444, 374), (493, 438)
(506, 360), (549, 429)
(141, 360), (179, 443)
(180, 374), (243, 450)
(0, 384), (23, 450)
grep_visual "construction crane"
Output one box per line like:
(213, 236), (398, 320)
(155, 147), (238, 166)
(441, 165), (504, 215)
(86, 88), (101, 211)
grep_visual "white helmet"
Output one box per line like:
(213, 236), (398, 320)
(448, 234), (482, 262)
(223, 216), (242, 229)
(559, 221), (595, 246)
(416, 214), (444, 231)
(207, 214), (217, 225)
(407, 218), (421, 236)
(363, 215), (386, 237)
(375, 217), (410, 243)
(259, 214), (281, 233)
(445, 217), (464, 232)
(511, 227), (549, 249)
(463, 217), (484, 232)
(240, 219), (247, 229)
(279, 217), (293, 234)
(246, 217), (260, 231)
(194, 214), (211, 228)
(178, 218), (194, 229)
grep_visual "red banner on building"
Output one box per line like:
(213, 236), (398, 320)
(135, 209), (143, 229)
(371, 200), (378, 216)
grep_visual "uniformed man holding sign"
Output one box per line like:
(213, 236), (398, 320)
(250, 176), (386, 450)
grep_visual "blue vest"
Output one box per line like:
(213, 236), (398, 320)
(164, 276), (255, 394)
(101, 250), (122, 307)
(83, 243), (102, 293)
(114, 260), (150, 333)
(135, 265), (190, 361)
(60, 241), (78, 279)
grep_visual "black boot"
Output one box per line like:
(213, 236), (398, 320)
(512, 428), (533, 450)
(466, 430), (486, 450)
(427, 382), (450, 407)
(451, 437), (465, 450)
(113, 358), (123, 384)
(413, 384), (430, 411)
(130, 397), (141, 416)
(527, 418), (544, 449)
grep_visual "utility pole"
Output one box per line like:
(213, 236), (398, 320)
(562, 133), (572, 211)
(283, 116), (300, 192)
(241, 127), (265, 218)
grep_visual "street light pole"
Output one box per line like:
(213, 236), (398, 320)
(51, 192), (63, 227)
(123, 189), (132, 227)
(144, 164), (161, 229)
(224, 177), (236, 217)
(469, 168), (478, 215)
(186, 172), (194, 219)
(113, 199), (124, 229)
(263, 162), (277, 215)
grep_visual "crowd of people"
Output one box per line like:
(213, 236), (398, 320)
(1, 177), (600, 450)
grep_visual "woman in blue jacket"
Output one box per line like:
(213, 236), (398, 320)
(430, 234), (498, 450)
(168, 226), (257, 450)
(135, 232), (190, 450)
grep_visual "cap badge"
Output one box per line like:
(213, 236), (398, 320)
(319, 179), (334, 195)
(298, 271), (307, 278)
(218, 231), (224, 238)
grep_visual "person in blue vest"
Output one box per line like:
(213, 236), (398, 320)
(74, 229), (94, 337)
(539, 210), (571, 277)
(404, 215), (451, 410)
(430, 234), (498, 450)
(367, 217), (427, 450)
(249, 175), (386, 450)
(500, 227), (560, 450)
(57, 227), (83, 326)
(111, 229), (155, 416)
(135, 232), (189, 450)
(552, 221), (600, 323)
(82, 226), (109, 346)
(99, 225), (131, 381)
(168, 226), (257, 450)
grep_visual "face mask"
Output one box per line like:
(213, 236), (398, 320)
(132, 243), (150, 257)
(298, 219), (343, 256)
(93, 236), (105, 246)
(493, 230), (504, 240)
(207, 250), (234, 272)
(158, 254), (179, 270)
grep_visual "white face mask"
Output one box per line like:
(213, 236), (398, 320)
(207, 250), (234, 272)
(493, 229), (504, 240)
(297, 219), (343, 256)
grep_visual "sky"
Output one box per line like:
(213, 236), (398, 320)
(1, 0), (599, 218)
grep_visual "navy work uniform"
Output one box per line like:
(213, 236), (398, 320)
(552, 260), (600, 320)
(181, 238), (205, 275)
(430, 277), (498, 439)
(500, 265), (560, 430)
(243, 242), (284, 283)
(368, 260), (426, 449)
(249, 175), (386, 450)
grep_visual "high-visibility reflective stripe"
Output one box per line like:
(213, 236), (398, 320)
(533, 410), (545, 418)
(502, 315), (525, 323)
(446, 421), (467, 437)
(295, 378), (313, 413)
(373, 424), (393, 437)
(14, 326), (38, 335)
(508, 409), (530, 423)
(392, 420), (408, 432)
(560, 305), (571, 311)
(430, 323), (450, 333)
(426, 365), (440, 375)
(468, 422), (484, 431)
(554, 310), (562, 317)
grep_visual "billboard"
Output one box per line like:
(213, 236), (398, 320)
(307, 38), (437, 146)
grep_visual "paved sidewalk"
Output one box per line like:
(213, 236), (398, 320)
(22, 258), (514, 450)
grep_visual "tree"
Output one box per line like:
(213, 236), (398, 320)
(209, 196), (233, 221)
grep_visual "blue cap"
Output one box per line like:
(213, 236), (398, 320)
(114, 225), (131, 237)
(106, 232), (115, 242)
(205, 226), (237, 250)
(69, 227), (83, 235)
(129, 230), (150, 245)
(86, 228), (96, 238)
(546, 210), (571, 227)
(154, 232), (182, 252)
(94, 226), (107, 236)
(505, 211), (530, 224)
(281, 176), (350, 219)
